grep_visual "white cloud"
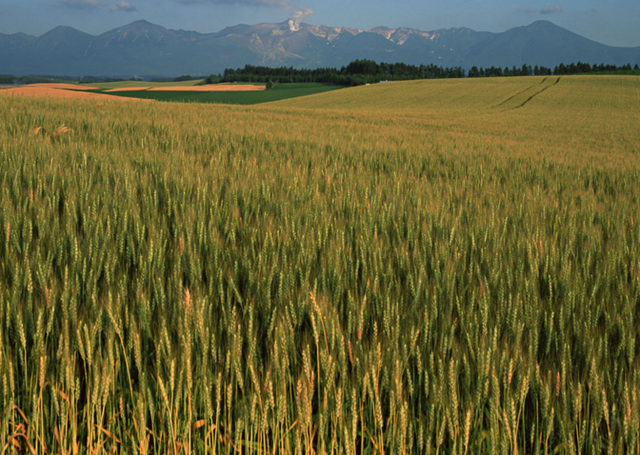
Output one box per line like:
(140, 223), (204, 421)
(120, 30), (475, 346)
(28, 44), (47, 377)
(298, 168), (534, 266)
(111, 0), (136, 11)
(540, 5), (566, 15)
(291, 7), (313, 23)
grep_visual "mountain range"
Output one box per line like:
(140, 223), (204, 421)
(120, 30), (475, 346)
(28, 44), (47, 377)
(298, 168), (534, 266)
(1, 19), (639, 77)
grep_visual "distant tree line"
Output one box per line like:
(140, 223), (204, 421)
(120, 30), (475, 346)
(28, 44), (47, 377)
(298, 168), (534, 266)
(468, 62), (639, 78)
(0, 75), (83, 85)
(0, 75), (15, 84)
(79, 76), (129, 84)
(0, 74), (204, 85)
(208, 60), (640, 86)
(148, 75), (205, 83)
(211, 60), (465, 86)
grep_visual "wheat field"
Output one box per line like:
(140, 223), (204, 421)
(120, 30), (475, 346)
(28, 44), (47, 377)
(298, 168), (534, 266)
(0, 75), (639, 454)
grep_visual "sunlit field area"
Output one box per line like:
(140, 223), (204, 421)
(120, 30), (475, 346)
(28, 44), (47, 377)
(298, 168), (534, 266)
(1, 75), (639, 454)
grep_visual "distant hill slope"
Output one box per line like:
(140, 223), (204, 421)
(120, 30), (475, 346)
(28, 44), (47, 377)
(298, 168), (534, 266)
(1, 20), (638, 77)
(265, 77), (533, 112)
(267, 75), (639, 115)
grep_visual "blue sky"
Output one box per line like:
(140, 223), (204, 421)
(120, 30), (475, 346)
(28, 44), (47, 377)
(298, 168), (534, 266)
(1, 0), (639, 47)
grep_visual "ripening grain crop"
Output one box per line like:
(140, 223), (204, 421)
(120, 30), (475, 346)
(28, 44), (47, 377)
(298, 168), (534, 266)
(0, 76), (639, 454)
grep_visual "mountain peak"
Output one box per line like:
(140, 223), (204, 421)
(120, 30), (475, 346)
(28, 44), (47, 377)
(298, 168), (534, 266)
(127, 19), (160, 28)
(526, 20), (561, 30)
(119, 20), (165, 30)
(46, 25), (82, 34)
(41, 25), (91, 40)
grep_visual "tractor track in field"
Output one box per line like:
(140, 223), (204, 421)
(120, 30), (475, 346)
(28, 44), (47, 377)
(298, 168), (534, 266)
(495, 77), (548, 108)
(515, 77), (561, 109)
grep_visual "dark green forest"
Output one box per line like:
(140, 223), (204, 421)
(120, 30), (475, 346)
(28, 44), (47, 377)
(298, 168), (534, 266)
(213, 60), (640, 86)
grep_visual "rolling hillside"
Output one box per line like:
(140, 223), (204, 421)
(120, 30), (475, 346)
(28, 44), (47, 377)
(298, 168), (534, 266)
(267, 75), (640, 166)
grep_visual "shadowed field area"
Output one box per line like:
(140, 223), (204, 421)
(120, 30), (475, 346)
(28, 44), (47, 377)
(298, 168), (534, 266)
(99, 82), (344, 104)
(104, 84), (265, 92)
(82, 79), (206, 89)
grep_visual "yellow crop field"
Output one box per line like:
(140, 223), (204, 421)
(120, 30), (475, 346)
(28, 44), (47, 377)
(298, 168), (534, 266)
(1, 75), (639, 454)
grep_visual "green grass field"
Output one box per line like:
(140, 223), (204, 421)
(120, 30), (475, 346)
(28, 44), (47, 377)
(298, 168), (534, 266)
(1, 75), (640, 454)
(94, 82), (343, 105)
(82, 79), (206, 89)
